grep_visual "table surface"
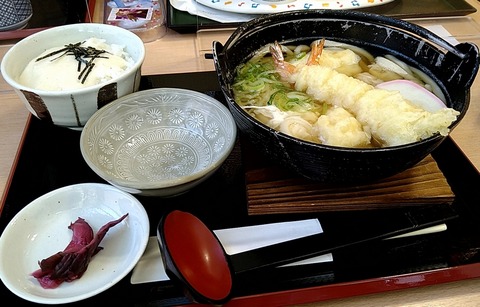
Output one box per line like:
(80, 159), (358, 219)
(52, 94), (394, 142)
(1, 1), (480, 305)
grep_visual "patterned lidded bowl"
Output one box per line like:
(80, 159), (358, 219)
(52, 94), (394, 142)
(1, 23), (145, 130)
(0, 0), (33, 31)
(80, 88), (237, 197)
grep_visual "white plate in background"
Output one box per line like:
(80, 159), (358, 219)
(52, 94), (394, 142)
(194, 0), (395, 15)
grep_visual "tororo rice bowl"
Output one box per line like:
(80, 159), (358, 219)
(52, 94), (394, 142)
(1, 23), (145, 130)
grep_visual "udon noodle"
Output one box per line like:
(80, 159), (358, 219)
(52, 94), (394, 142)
(232, 39), (459, 148)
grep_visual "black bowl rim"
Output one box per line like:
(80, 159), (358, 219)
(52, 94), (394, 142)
(213, 10), (479, 153)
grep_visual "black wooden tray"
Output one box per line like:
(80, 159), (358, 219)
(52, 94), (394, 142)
(1, 72), (480, 306)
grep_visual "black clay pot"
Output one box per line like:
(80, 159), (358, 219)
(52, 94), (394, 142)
(212, 10), (479, 183)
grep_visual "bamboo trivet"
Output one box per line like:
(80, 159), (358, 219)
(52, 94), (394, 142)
(246, 155), (455, 215)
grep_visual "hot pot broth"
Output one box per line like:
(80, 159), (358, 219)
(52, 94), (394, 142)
(232, 39), (459, 148)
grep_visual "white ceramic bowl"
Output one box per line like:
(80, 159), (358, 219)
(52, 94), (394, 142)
(80, 88), (237, 197)
(0, 183), (150, 304)
(0, 23), (145, 130)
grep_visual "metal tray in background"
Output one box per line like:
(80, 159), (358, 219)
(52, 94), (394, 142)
(167, 0), (477, 33)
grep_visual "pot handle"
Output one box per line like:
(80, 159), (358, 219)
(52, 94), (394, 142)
(359, 13), (479, 88)
(443, 42), (479, 89)
(345, 12), (480, 89)
(212, 41), (230, 95)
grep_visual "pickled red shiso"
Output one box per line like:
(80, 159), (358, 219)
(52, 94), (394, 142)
(32, 214), (128, 289)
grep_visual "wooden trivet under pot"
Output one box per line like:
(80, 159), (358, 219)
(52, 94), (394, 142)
(245, 155), (454, 215)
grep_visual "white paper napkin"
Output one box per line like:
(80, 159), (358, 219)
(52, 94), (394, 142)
(131, 218), (329, 284)
(130, 218), (447, 284)
(424, 25), (460, 45)
(130, 236), (171, 283)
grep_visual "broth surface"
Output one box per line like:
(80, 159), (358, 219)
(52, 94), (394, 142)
(232, 40), (458, 148)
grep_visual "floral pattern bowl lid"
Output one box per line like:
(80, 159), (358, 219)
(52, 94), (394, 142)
(80, 88), (237, 197)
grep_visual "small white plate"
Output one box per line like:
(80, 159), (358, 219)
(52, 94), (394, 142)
(194, 0), (395, 14)
(0, 183), (150, 304)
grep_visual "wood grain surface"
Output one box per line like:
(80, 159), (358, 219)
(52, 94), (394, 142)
(246, 155), (454, 215)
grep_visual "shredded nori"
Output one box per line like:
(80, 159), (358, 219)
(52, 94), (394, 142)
(36, 41), (110, 84)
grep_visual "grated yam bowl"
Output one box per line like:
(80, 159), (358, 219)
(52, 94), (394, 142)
(1, 23), (145, 130)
